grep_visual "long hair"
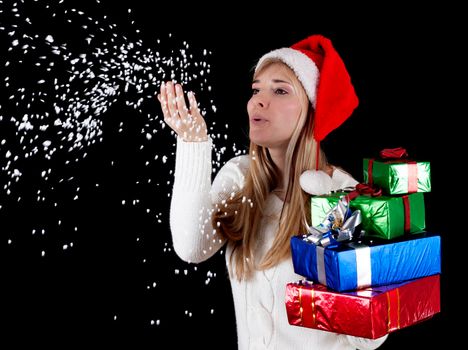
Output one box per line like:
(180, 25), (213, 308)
(213, 59), (328, 280)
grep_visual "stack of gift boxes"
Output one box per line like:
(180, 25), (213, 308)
(286, 148), (441, 339)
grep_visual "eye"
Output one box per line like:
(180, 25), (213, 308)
(252, 88), (259, 95)
(275, 88), (288, 95)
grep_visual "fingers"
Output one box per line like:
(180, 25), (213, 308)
(156, 81), (208, 142)
(165, 82), (179, 125)
(158, 82), (175, 130)
(187, 91), (199, 118)
(159, 81), (190, 123)
(157, 84), (167, 117)
(188, 91), (208, 140)
(175, 84), (190, 122)
(187, 91), (203, 126)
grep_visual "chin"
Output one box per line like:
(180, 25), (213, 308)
(249, 135), (268, 148)
(251, 136), (289, 149)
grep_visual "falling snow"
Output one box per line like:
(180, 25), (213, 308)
(0, 0), (239, 204)
(1, 0), (245, 339)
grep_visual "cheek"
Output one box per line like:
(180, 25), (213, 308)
(281, 102), (302, 123)
(246, 98), (254, 114)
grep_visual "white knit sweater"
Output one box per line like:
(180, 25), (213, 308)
(170, 137), (388, 350)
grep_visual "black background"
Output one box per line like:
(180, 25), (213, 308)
(1, 1), (461, 348)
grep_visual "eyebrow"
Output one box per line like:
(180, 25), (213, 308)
(252, 79), (292, 85)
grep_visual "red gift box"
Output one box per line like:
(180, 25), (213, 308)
(285, 274), (440, 339)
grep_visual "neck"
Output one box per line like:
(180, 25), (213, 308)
(268, 146), (287, 190)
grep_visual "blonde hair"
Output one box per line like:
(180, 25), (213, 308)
(213, 59), (328, 280)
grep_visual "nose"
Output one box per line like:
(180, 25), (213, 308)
(252, 92), (268, 109)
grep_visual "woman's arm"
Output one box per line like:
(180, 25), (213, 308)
(170, 138), (248, 263)
(158, 81), (246, 263)
(169, 137), (223, 263)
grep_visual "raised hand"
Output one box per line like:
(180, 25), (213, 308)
(157, 81), (208, 142)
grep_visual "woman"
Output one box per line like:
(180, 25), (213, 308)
(157, 35), (387, 350)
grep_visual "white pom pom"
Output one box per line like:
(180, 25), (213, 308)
(299, 170), (333, 195)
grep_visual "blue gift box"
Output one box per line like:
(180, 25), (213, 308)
(290, 232), (441, 292)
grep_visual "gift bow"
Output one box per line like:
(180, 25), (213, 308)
(379, 147), (408, 159)
(304, 196), (362, 248)
(369, 147), (419, 193)
(346, 183), (382, 201)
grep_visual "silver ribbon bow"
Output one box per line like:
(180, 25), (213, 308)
(304, 195), (362, 247)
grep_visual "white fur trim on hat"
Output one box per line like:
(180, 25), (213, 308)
(255, 47), (320, 108)
(299, 170), (332, 195)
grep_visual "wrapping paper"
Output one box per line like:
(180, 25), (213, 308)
(285, 274), (440, 339)
(363, 158), (431, 195)
(311, 192), (425, 240)
(291, 232), (441, 291)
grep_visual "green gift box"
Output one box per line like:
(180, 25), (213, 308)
(363, 158), (431, 195)
(311, 192), (425, 240)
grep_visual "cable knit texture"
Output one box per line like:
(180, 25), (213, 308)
(170, 137), (388, 350)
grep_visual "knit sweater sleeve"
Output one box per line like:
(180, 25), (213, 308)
(169, 137), (248, 263)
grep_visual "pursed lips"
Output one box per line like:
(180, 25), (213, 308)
(250, 114), (269, 125)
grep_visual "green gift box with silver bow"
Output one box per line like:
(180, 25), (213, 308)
(311, 192), (425, 240)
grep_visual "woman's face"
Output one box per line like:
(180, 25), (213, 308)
(247, 62), (306, 150)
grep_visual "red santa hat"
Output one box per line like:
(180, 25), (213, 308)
(255, 34), (358, 143)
